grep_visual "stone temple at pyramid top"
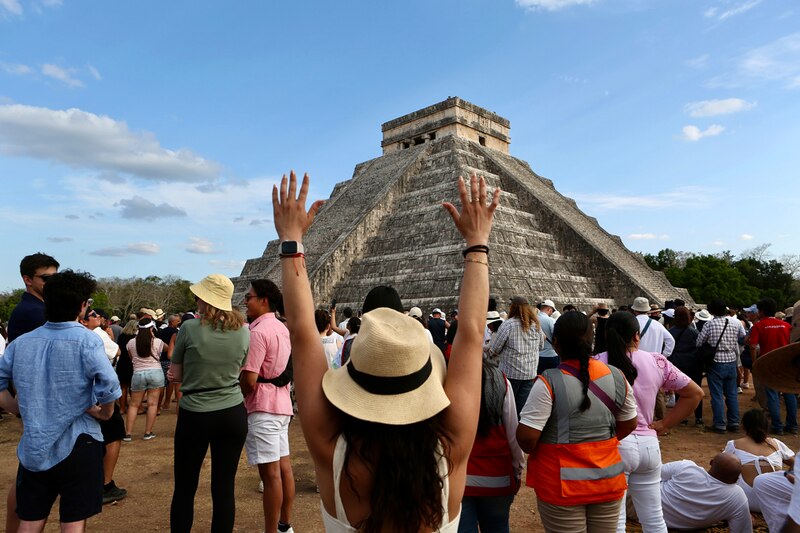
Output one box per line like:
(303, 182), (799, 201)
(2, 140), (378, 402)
(381, 97), (510, 155)
(232, 97), (692, 312)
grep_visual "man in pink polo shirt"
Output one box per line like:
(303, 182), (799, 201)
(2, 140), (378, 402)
(240, 279), (295, 533)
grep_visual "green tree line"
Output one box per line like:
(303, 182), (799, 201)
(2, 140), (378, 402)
(644, 244), (800, 308)
(0, 276), (196, 323)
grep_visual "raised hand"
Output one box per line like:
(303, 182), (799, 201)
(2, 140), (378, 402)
(272, 170), (325, 242)
(442, 174), (500, 247)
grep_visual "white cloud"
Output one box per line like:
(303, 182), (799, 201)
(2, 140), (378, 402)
(629, 233), (657, 240)
(712, 239), (725, 247)
(41, 63), (84, 88)
(681, 124), (725, 141)
(685, 54), (710, 69)
(659, 234), (670, 240)
(0, 0), (22, 15)
(0, 104), (222, 182)
(684, 98), (755, 117)
(90, 242), (160, 256)
(115, 196), (187, 219)
(704, 1), (764, 21)
(707, 33), (800, 89)
(208, 259), (246, 271)
(87, 64), (102, 81)
(740, 233), (755, 240)
(571, 186), (713, 211)
(0, 62), (33, 75)
(515, 0), (595, 11)
(47, 236), (73, 242)
(186, 237), (218, 254)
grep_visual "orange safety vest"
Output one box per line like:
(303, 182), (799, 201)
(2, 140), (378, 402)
(526, 359), (628, 506)
(465, 424), (518, 497)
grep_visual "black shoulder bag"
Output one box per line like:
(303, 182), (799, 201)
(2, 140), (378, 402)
(698, 321), (728, 373)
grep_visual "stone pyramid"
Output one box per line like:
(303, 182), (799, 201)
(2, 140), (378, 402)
(232, 97), (692, 312)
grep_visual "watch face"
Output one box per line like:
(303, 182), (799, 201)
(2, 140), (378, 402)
(281, 241), (299, 255)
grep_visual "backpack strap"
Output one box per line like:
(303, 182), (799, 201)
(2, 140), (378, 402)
(640, 317), (653, 337)
(558, 363), (621, 417)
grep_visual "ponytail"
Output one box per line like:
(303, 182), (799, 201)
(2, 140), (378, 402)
(605, 312), (639, 385)
(135, 318), (155, 358)
(552, 311), (593, 411)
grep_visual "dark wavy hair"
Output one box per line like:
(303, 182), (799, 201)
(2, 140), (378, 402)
(314, 309), (330, 333)
(553, 311), (594, 411)
(20, 252), (59, 278)
(250, 279), (282, 312)
(340, 412), (452, 533)
(605, 311), (640, 385)
(135, 318), (155, 358)
(43, 270), (96, 322)
(477, 359), (505, 436)
(742, 408), (769, 444)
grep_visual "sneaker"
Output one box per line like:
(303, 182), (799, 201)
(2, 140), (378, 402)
(787, 427), (799, 435)
(742, 382), (751, 389)
(695, 418), (704, 426)
(122, 434), (132, 442)
(706, 426), (727, 434)
(737, 387), (743, 394)
(102, 484), (127, 504)
(143, 433), (156, 440)
(727, 425), (740, 433)
(258, 480), (264, 493)
(772, 428), (785, 436)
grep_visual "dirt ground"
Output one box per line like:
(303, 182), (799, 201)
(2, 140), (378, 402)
(1, 385), (796, 532)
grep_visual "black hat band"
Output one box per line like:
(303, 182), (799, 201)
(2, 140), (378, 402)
(347, 357), (433, 395)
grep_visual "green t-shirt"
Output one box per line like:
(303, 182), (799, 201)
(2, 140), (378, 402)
(171, 318), (250, 413)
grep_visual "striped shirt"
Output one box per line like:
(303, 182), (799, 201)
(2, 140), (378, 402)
(488, 317), (544, 380)
(696, 316), (746, 364)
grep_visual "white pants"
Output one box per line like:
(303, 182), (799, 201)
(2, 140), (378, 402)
(616, 434), (668, 533)
(753, 471), (792, 532)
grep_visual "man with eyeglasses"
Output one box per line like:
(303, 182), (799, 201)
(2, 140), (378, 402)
(7, 253), (59, 343)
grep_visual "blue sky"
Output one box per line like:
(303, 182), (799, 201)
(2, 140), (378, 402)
(1, 0), (798, 291)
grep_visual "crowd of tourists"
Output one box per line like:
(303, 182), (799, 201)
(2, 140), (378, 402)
(1, 172), (800, 532)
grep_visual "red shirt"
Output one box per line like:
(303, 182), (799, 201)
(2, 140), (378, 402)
(750, 317), (791, 357)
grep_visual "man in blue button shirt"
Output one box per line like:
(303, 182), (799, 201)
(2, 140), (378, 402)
(0, 270), (121, 532)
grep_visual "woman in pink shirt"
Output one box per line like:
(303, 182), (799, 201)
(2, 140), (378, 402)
(596, 311), (703, 533)
(124, 318), (166, 441)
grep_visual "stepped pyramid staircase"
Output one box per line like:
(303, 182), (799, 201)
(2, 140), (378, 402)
(233, 98), (692, 312)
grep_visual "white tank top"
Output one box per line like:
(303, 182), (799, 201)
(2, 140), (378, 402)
(320, 434), (461, 532)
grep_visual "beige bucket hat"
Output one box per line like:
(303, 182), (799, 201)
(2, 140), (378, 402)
(190, 274), (234, 312)
(322, 307), (449, 425)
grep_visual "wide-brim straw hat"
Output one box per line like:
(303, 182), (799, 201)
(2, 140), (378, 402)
(190, 274), (234, 312)
(752, 342), (800, 394)
(322, 307), (449, 425)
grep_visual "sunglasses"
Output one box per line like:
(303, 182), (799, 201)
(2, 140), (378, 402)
(35, 274), (53, 281)
(86, 312), (99, 319)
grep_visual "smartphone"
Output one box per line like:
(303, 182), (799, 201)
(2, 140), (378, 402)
(330, 298), (337, 310)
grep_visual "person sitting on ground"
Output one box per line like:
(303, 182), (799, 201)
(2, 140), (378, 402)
(724, 408), (795, 512)
(660, 453), (752, 533)
(272, 171), (498, 532)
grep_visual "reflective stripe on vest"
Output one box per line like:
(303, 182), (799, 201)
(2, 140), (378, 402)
(465, 424), (517, 497)
(526, 359), (628, 506)
(466, 474), (512, 488)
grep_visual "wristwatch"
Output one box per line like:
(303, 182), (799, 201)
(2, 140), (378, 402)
(280, 241), (304, 257)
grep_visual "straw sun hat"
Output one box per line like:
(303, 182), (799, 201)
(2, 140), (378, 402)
(190, 274), (234, 312)
(752, 342), (800, 394)
(322, 307), (449, 425)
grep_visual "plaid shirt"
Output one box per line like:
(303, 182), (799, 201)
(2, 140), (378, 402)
(696, 317), (746, 363)
(488, 317), (544, 380)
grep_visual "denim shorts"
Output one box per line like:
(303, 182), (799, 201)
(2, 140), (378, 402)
(131, 368), (166, 391)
